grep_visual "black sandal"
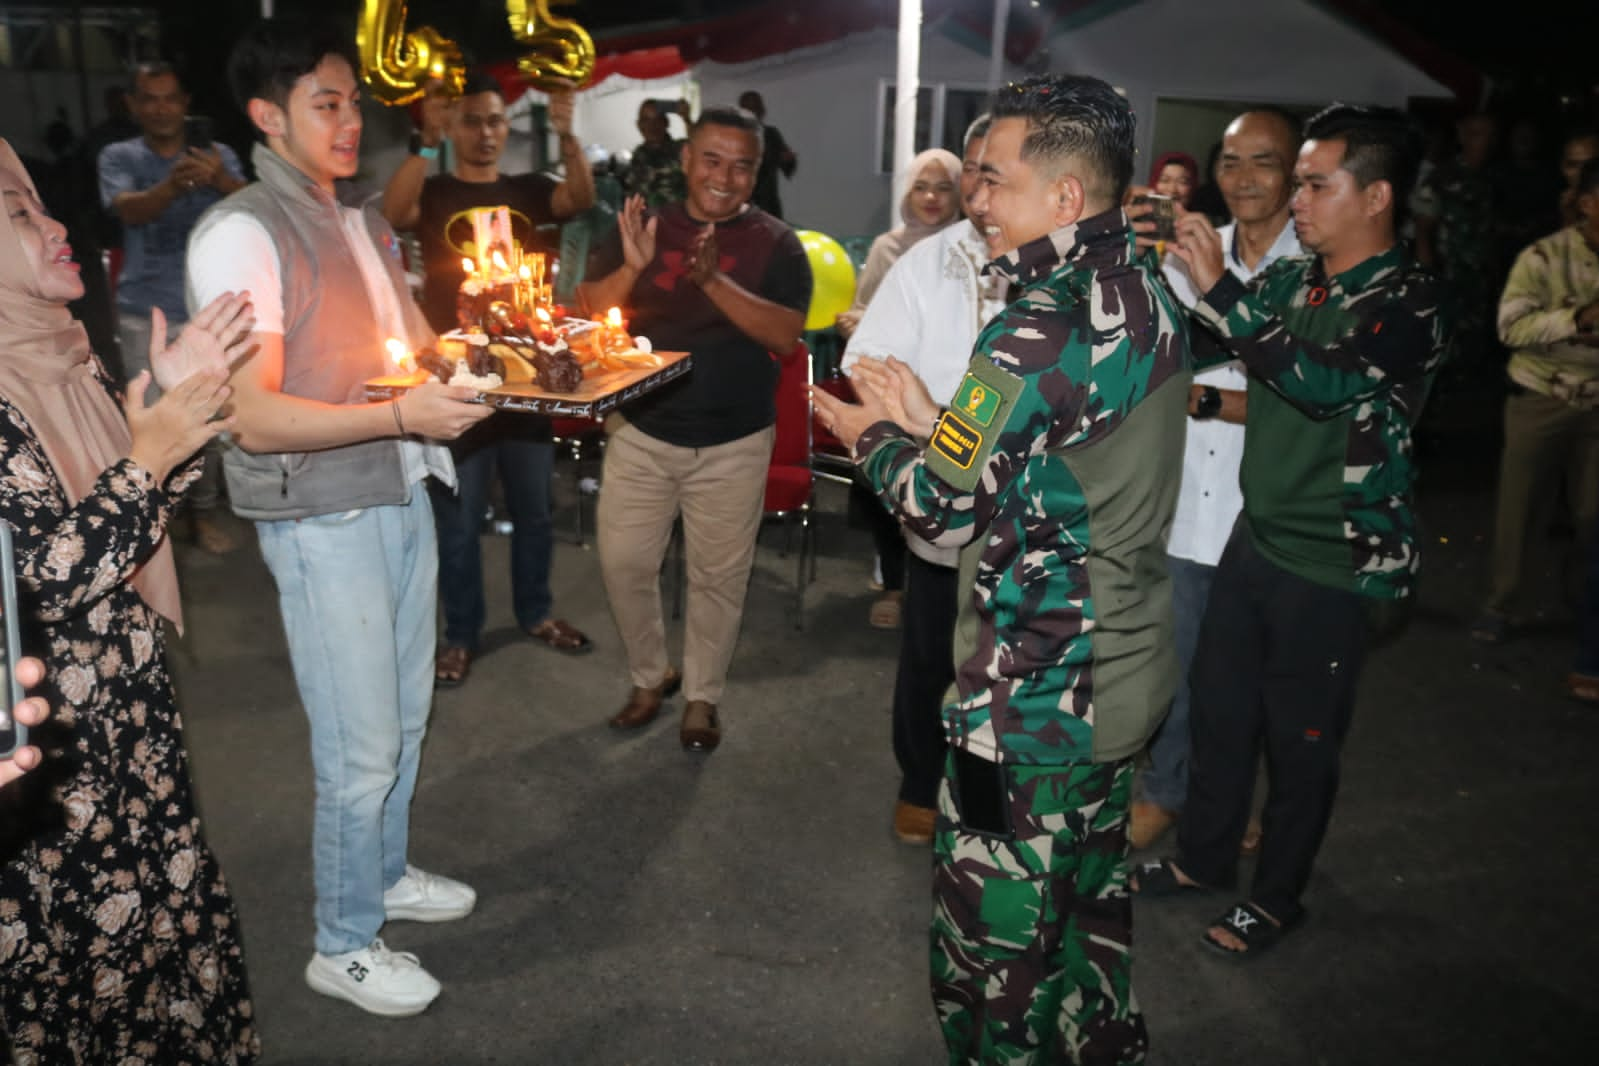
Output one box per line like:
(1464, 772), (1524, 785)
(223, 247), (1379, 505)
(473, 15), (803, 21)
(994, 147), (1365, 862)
(1201, 901), (1302, 960)
(1130, 858), (1210, 899)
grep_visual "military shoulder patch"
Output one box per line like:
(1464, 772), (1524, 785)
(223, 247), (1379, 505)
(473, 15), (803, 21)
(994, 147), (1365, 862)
(926, 357), (1025, 493)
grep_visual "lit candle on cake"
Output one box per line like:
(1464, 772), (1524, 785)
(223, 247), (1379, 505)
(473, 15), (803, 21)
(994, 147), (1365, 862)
(384, 337), (416, 374)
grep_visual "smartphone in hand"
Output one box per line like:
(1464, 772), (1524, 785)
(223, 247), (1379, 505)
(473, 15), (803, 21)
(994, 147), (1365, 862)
(0, 524), (27, 760)
(1129, 193), (1178, 242)
(184, 115), (213, 150)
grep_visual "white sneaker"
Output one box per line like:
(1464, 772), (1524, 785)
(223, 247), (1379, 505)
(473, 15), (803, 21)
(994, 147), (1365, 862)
(304, 938), (441, 1017)
(383, 864), (477, 923)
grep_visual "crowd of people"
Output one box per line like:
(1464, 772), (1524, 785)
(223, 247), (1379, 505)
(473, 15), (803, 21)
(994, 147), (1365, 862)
(2, 9), (1598, 1066)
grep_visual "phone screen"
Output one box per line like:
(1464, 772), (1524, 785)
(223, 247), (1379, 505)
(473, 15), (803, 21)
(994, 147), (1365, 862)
(185, 115), (213, 150)
(952, 747), (1012, 839)
(0, 524), (24, 759)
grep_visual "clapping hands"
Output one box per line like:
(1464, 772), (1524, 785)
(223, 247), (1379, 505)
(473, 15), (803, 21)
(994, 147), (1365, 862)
(150, 291), (255, 393)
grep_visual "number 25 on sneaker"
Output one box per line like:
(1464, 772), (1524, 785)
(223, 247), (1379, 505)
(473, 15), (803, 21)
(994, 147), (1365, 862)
(305, 938), (441, 1017)
(383, 865), (477, 923)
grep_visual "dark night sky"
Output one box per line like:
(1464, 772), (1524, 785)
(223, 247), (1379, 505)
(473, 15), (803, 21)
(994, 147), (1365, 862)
(138, 0), (1590, 118)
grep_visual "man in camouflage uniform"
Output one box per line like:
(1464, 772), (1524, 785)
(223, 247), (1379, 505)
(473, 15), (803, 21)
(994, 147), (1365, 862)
(815, 74), (1190, 1065)
(623, 99), (687, 207)
(1138, 105), (1452, 958)
(1414, 112), (1499, 376)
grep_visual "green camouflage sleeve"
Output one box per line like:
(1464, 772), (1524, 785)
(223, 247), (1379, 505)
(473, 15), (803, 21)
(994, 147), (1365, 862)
(1192, 265), (1450, 418)
(855, 304), (1089, 548)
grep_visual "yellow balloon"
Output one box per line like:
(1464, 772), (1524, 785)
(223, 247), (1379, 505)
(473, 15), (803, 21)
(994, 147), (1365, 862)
(356, 0), (466, 107)
(796, 230), (857, 332)
(507, 0), (597, 90)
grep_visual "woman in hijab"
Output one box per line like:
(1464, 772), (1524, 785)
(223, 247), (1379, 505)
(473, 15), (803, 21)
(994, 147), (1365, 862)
(1148, 149), (1200, 208)
(0, 140), (261, 1063)
(835, 148), (963, 340)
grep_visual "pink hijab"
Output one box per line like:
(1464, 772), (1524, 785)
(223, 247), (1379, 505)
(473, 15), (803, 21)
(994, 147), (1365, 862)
(0, 138), (183, 630)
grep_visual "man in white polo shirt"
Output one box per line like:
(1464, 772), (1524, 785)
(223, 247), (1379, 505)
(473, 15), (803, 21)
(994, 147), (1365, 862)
(1130, 108), (1303, 850)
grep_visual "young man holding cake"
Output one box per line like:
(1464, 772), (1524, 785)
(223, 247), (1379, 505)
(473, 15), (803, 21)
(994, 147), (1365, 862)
(579, 105), (811, 753)
(186, 18), (492, 1017)
(382, 70), (598, 687)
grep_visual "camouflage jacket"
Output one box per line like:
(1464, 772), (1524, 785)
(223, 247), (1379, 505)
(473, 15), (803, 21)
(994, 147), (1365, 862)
(623, 139), (686, 208)
(856, 210), (1190, 766)
(1192, 247), (1452, 599)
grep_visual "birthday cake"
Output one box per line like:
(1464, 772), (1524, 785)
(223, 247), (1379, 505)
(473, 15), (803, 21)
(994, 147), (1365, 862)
(396, 205), (661, 394)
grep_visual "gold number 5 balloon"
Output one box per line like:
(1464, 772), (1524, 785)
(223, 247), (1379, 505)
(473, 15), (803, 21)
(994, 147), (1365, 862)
(506, 0), (596, 89)
(356, 0), (467, 107)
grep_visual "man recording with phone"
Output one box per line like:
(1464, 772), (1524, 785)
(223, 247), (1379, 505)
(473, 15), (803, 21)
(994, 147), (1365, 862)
(100, 60), (246, 554)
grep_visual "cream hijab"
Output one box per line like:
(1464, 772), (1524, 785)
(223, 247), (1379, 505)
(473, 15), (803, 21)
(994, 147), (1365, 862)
(850, 148), (964, 312)
(0, 139), (183, 630)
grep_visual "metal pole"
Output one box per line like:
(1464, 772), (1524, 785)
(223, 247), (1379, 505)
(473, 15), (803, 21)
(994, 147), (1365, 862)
(892, 0), (921, 210)
(986, 0), (1011, 96)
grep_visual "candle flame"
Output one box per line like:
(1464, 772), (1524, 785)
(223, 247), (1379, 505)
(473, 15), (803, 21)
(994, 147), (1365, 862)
(385, 338), (416, 373)
(461, 257), (476, 276)
(535, 307), (552, 324)
(606, 307), (624, 328)
(519, 264), (532, 280)
(491, 250), (510, 273)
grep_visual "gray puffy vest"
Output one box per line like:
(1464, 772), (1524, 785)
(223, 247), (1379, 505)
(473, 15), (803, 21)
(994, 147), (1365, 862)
(187, 144), (432, 521)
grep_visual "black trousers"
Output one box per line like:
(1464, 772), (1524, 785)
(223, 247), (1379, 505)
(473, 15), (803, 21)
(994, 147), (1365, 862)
(850, 478), (906, 592)
(1176, 527), (1371, 924)
(894, 553), (959, 808)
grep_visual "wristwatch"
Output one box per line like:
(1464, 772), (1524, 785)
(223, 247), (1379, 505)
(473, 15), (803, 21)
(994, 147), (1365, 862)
(1193, 385), (1222, 420)
(408, 131), (439, 161)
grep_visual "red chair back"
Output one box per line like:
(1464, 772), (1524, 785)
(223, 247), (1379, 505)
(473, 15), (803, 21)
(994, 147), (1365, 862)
(770, 342), (810, 468)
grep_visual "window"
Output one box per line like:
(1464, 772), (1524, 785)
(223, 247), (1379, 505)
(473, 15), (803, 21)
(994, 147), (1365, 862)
(876, 80), (989, 174)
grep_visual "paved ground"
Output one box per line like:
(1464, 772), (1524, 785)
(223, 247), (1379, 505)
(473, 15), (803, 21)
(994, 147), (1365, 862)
(165, 380), (1599, 1065)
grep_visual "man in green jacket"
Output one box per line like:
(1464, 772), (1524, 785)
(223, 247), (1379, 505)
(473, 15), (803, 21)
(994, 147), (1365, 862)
(1136, 104), (1451, 960)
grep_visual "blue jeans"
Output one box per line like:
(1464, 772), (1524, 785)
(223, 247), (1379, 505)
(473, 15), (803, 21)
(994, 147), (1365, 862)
(1140, 554), (1216, 812)
(254, 489), (437, 955)
(429, 429), (555, 650)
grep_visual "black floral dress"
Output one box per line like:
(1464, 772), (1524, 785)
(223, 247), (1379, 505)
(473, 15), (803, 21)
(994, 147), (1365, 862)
(0, 367), (258, 1064)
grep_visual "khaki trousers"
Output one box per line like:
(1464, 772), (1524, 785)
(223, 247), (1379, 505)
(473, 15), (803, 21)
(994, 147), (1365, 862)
(1485, 390), (1599, 614)
(597, 420), (774, 704)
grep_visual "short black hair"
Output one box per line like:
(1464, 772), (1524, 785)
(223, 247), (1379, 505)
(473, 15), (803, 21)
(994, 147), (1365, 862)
(129, 60), (181, 92)
(990, 74), (1136, 207)
(1303, 103), (1425, 217)
(1577, 157), (1599, 199)
(228, 17), (360, 115)
(690, 105), (764, 157)
(460, 70), (503, 100)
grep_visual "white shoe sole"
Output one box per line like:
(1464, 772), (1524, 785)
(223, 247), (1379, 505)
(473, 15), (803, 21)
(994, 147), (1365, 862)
(383, 898), (475, 923)
(304, 961), (439, 1017)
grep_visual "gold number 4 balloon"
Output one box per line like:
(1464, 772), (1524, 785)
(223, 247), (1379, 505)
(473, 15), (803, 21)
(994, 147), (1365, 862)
(507, 0), (596, 89)
(356, 0), (466, 107)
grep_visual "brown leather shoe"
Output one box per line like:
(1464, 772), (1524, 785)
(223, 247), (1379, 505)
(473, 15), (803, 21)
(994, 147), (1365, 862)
(1128, 800), (1177, 851)
(608, 668), (681, 730)
(679, 700), (721, 752)
(892, 800), (936, 845)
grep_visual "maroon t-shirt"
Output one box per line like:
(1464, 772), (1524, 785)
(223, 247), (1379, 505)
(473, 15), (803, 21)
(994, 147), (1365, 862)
(596, 201), (811, 447)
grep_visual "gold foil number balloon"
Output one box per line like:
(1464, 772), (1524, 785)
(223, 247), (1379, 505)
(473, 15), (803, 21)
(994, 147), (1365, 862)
(356, 0), (467, 107)
(506, 0), (597, 89)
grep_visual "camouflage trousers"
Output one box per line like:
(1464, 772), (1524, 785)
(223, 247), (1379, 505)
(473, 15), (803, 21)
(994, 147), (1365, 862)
(931, 756), (1146, 1065)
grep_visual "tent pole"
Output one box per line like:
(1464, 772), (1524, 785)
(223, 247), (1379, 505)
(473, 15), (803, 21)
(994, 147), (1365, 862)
(893, 0), (922, 210)
(986, 0), (1010, 96)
